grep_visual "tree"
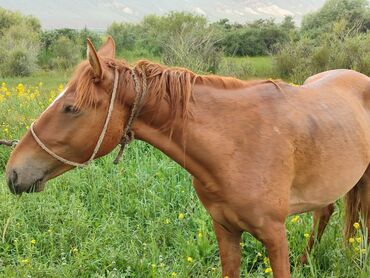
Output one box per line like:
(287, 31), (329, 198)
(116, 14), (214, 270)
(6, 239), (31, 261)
(301, 0), (370, 38)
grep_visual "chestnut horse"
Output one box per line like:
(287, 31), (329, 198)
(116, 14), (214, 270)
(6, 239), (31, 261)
(5, 37), (370, 277)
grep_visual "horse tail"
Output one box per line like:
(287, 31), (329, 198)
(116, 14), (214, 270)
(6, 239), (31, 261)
(344, 181), (362, 241)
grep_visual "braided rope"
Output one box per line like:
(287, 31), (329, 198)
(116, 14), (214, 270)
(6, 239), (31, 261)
(113, 66), (148, 164)
(30, 67), (120, 167)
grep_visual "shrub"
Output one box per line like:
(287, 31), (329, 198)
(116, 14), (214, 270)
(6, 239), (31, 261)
(162, 27), (222, 73)
(49, 36), (81, 70)
(38, 28), (102, 70)
(0, 24), (39, 77)
(217, 58), (255, 79)
(274, 31), (370, 83)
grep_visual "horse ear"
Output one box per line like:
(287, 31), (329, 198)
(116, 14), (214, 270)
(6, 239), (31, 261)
(87, 38), (103, 79)
(98, 36), (116, 58)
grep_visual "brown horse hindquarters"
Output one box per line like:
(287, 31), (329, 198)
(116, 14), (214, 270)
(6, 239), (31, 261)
(289, 71), (370, 214)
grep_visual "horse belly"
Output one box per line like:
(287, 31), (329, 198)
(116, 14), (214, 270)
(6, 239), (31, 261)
(289, 155), (368, 214)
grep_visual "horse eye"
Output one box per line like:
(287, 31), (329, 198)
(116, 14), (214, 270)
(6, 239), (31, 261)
(63, 105), (79, 114)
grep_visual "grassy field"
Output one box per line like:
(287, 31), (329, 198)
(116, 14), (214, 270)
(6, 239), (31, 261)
(0, 58), (369, 277)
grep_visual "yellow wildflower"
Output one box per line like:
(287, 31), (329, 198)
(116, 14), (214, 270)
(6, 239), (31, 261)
(291, 215), (300, 223)
(304, 233), (310, 239)
(31, 239), (36, 245)
(265, 267), (272, 273)
(198, 232), (203, 239)
(58, 84), (64, 92)
(263, 256), (269, 264)
(20, 258), (30, 264)
(353, 222), (360, 230)
(187, 256), (193, 263)
(349, 237), (355, 244)
(356, 237), (361, 243)
(171, 272), (177, 277)
(178, 213), (185, 220)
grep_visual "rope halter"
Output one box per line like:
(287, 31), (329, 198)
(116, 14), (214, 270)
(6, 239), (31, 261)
(30, 65), (147, 167)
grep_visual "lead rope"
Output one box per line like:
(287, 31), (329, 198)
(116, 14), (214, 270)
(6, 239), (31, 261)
(113, 65), (147, 164)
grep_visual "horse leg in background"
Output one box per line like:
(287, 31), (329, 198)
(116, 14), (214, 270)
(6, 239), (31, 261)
(213, 221), (242, 278)
(300, 204), (335, 264)
(345, 166), (370, 244)
(359, 169), (370, 243)
(257, 221), (290, 278)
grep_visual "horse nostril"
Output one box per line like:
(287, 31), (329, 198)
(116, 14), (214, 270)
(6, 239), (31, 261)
(7, 169), (19, 193)
(10, 169), (18, 184)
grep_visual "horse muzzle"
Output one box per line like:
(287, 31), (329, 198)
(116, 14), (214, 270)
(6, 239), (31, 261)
(6, 167), (46, 194)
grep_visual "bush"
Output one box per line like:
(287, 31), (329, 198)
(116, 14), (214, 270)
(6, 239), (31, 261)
(38, 28), (102, 70)
(3, 48), (36, 76)
(213, 18), (291, 56)
(162, 27), (222, 73)
(49, 36), (81, 70)
(0, 7), (40, 36)
(107, 22), (141, 53)
(0, 24), (39, 77)
(274, 30), (370, 83)
(217, 58), (255, 79)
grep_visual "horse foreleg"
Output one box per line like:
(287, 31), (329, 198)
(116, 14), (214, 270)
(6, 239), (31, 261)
(258, 221), (290, 278)
(213, 220), (242, 278)
(300, 203), (335, 264)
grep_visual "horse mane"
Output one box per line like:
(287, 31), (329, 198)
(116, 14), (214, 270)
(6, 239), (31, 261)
(133, 60), (268, 130)
(69, 59), (277, 130)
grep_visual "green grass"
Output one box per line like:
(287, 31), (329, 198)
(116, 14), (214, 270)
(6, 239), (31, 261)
(222, 56), (274, 79)
(0, 63), (369, 277)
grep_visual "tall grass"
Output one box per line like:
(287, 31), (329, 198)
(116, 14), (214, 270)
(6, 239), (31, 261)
(0, 67), (369, 277)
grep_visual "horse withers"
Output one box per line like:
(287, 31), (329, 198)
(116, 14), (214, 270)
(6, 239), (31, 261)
(5, 37), (370, 277)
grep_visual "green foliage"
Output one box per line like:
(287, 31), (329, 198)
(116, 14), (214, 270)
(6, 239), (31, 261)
(48, 36), (82, 70)
(0, 24), (40, 77)
(301, 0), (370, 39)
(108, 13), (293, 60)
(213, 18), (292, 56)
(161, 25), (222, 73)
(0, 7), (40, 36)
(142, 12), (208, 56)
(275, 0), (370, 83)
(217, 58), (255, 79)
(38, 28), (102, 70)
(107, 22), (140, 52)
(275, 31), (370, 83)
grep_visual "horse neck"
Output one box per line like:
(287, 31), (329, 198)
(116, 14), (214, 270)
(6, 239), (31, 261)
(120, 64), (255, 180)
